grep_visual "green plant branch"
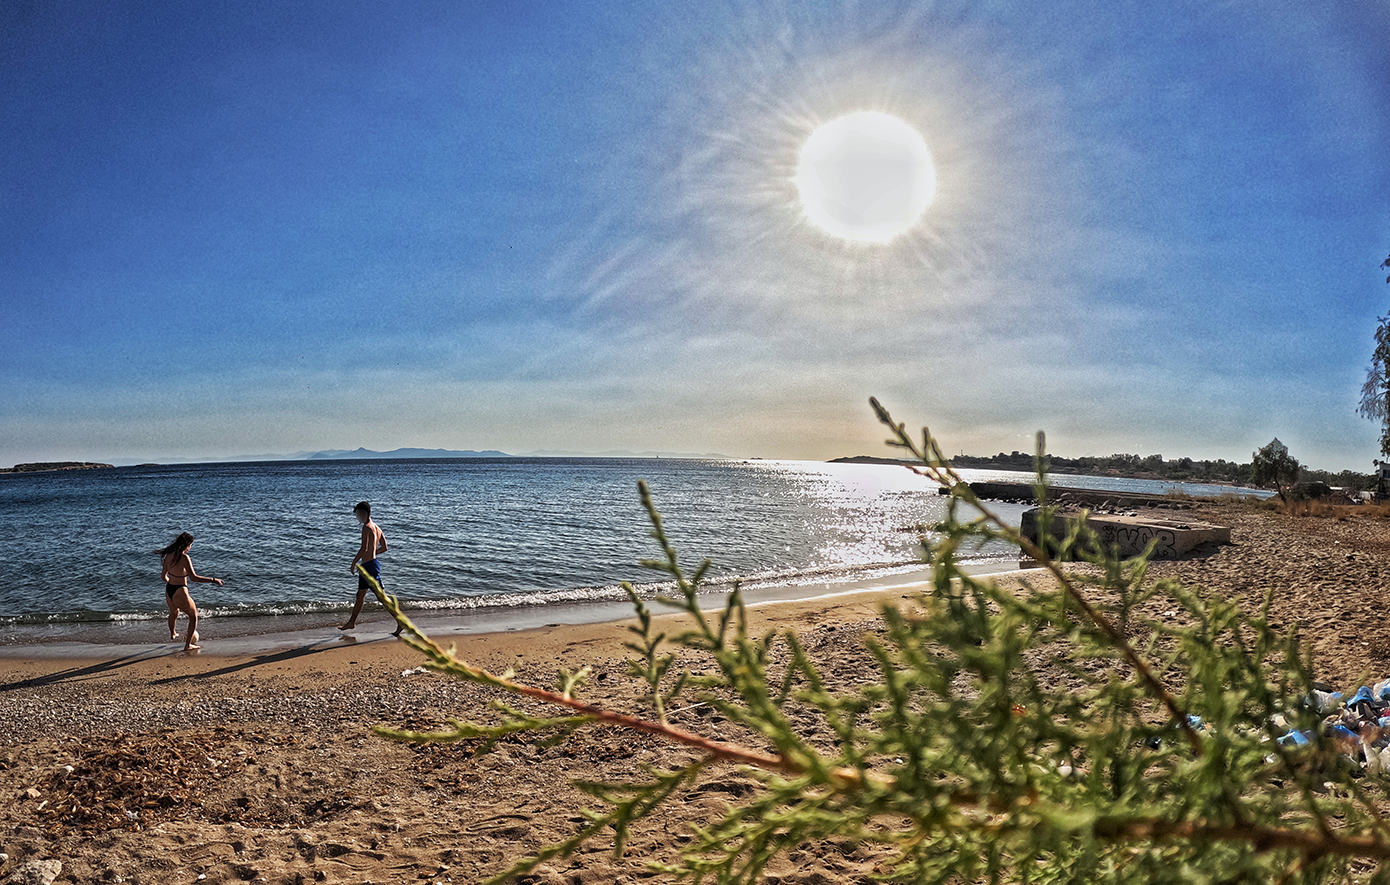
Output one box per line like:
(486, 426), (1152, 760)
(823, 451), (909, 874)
(869, 396), (1203, 756)
(357, 562), (801, 773)
(361, 523), (1388, 871)
(482, 764), (708, 885)
(357, 400), (1390, 884)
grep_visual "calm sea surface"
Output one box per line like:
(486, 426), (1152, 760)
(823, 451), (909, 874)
(0, 458), (1261, 634)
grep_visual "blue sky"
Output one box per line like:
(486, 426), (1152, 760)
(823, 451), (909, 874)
(3, 1), (1388, 471)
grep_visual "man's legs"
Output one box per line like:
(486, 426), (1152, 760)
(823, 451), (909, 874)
(340, 587), (367, 630)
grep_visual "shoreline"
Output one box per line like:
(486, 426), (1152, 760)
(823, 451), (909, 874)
(0, 561), (1033, 661)
(0, 578), (927, 679)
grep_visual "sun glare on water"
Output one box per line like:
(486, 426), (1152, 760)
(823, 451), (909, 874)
(795, 111), (936, 245)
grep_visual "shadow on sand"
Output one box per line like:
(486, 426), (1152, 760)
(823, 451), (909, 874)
(148, 635), (395, 686)
(0, 648), (169, 692)
(0, 634), (398, 691)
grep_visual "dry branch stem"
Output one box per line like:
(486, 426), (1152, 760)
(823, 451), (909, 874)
(1093, 817), (1390, 859)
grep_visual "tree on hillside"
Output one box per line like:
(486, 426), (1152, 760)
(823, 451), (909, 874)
(1251, 437), (1301, 502)
(1358, 252), (1390, 455)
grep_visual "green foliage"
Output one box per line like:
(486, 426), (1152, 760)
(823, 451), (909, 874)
(368, 402), (1390, 884)
(1359, 317), (1390, 458)
(876, 444), (1375, 489)
(945, 450), (1258, 484)
(1251, 438), (1302, 502)
(1300, 469), (1376, 494)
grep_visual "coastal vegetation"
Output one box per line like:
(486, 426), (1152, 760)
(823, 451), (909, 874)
(837, 449), (1373, 493)
(1266, 497), (1390, 521)
(373, 401), (1390, 884)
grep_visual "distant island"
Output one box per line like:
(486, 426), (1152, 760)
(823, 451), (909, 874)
(14, 448), (739, 468)
(305, 447), (512, 460)
(1, 461), (113, 474)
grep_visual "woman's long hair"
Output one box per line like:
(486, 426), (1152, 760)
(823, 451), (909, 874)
(156, 532), (195, 558)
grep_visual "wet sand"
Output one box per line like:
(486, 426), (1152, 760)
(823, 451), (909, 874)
(0, 561), (1038, 660)
(3, 498), (1389, 884)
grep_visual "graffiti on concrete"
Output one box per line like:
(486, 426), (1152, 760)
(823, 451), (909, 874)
(1093, 523), (1178, 559)
(1020, 508), (1229, 561)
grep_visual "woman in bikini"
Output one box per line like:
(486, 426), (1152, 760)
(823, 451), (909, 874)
(157, 532), (223, 651)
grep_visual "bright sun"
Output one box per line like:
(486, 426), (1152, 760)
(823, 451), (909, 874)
(795, 111), (936, 245)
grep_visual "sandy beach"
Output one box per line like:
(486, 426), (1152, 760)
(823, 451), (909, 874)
(4, 497), (1390, 884)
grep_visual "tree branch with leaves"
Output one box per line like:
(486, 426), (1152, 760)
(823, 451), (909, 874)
(1251, 437), (1302, 502)
(1357, 252), (1390, 456)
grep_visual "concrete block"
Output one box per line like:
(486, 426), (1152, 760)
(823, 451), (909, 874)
(1021, 509), (1230, 560)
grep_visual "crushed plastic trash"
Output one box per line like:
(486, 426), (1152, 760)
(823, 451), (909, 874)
(1144, 714), (1209, 749)
(1147, 678), (1390, 779)
(1327, 723), (1360, 742)
(1305, 690), (1344, 715)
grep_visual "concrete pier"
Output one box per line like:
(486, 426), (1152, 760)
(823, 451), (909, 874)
(1020, 509), (1230, 560)
(959, 481), (1200, 510)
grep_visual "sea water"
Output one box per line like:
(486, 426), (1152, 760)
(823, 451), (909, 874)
(0, 458), (1259, 642)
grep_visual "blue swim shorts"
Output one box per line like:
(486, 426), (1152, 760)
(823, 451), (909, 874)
(357, 558), (382, 590)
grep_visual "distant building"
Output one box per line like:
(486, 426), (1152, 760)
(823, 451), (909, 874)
(1375, 461), (1390, 500)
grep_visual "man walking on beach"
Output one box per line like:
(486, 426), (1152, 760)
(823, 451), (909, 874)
(340, 501), (399, 635)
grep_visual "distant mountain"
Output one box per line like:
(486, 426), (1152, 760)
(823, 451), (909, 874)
(101, 447), (729, 467)
(520, 449), (732, 460)
(305, 447), (513, 460)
